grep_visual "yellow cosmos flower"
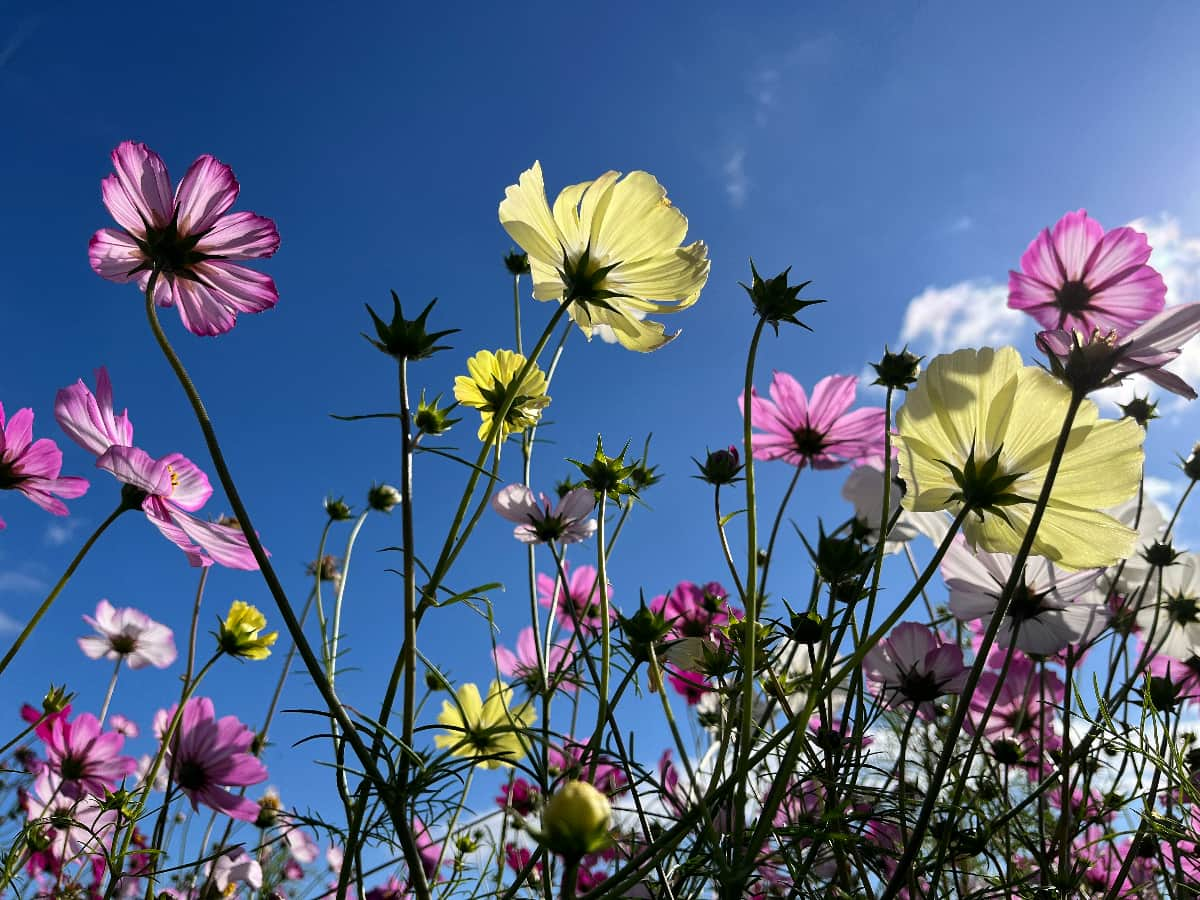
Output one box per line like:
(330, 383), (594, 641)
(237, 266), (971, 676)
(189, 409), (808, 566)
(217, 600), (278, 660)
(895, 346), (1144, 570)
(434, 680), (535, 769)
(499, 161), (709, 352)
(453, 349), (550, 443)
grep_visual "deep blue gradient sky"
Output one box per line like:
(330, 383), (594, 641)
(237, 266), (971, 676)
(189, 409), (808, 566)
(4, 0), (1200, 854)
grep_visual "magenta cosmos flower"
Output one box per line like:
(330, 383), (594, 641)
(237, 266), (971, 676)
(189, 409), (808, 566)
(89, 141), (279, 336)
(153, 696), (267, 822)
(495, 626), (577, 693)
(862, 622), (968, 720)
(491, 484), (596, 544)
(56, 368), (258, 569)
(1009, 209), (1166, 335)
(79, 598), (177, 670)
(739, 373), (885, 469)
(40, 711), (137, 799)
(537, 561), (614, 633)
(0, 402), (88, 530)
(1037, 302), (1200, 399)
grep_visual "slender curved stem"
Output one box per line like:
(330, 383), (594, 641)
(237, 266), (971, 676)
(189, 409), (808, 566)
(142, 282), (428, 897)
(0, 503), (126, 678)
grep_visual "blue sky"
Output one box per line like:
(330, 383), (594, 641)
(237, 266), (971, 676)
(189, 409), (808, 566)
(4, 0), (1200, 870)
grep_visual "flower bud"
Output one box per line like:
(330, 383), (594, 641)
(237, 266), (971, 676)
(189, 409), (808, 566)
(504, 250), (531, 276)
(363, 292), (458, 361)
(1184, 443), (1200, 481)
(1143, 539), (1181, 568)
(871, 346), (923, 391)
(740, 259), (823, 334)
(415, 391), (459, 436)
(367, 483), (401, 513)
(42, 684), (72, 714)
(324, 496), (353, 521)
(540, 781), (612, 860)
(1119, 395), (1159, 428)
(692, 446), (742, 486)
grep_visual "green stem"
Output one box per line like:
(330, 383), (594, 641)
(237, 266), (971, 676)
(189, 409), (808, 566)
(879, 391), (1086, 900)
(733, 317), (768, 854)
(142, 280), (428, 898)
(0, 503), (126, 678)
(97, 657), (122, 727)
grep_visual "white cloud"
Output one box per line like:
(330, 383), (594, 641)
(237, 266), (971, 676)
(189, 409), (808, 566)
(898, 280), (1027, 357)
(1128, 214), (1200, 402)
(44, 519), (82, 547)
(0, 571), (47, 593)
(723, 149), (748, 208)
(947, 215), (974, 234)
(0, 611), (17, 634)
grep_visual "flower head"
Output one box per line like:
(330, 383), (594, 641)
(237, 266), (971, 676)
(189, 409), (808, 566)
(209, 848), (263, 895)
(78, 599), (177, 669)
(24, 771), (119, 862)
(895, 347), (1144, 570)
(537, 561), (614, 633)
(739, 373), (885, 470)
(89, 141), (279, 336)
(41, 711), (137, 798)
(55, 368), (260, 569)
(0, 402), (88, 530)
(1036, 302), (1200, 399)
(942, 540), (1107, 655)
(154, 697), (268, 821)
(1008, 209), (1165, 335)
(217, 600), (278, 660)
(1136, 553), (1200, 662)
(492, 484), (596, 544)
(862, 623), (968, 720)
(541, 781), (613, 859)
(495, 626), (577, 694)
(453, 349), (549, 442)
(499, 162), (709, 352)
(434, 681), (535, 769)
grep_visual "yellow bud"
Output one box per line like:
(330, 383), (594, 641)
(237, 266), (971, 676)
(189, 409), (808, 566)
(217, 601), (278, 661)
(541, 780), (612, 860)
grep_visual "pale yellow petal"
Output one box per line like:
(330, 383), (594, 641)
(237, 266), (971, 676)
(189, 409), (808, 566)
(551, 179), (594, 256)
(1039, 417), (1145, 508)
(499, 162), (563, 267)
(577, 171), (620, 243)
(591, 171), (689, 263)
(998, 502), (1137, 571)
(605, 243), (710, 308)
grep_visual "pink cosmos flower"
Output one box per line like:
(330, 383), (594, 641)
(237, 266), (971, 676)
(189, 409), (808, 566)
(537, 561), (614, 633)
(108, 714), (139, 738)
(23, 771), (119, 862)
(56, 368), (259, 569)
(492, 484), (596, 544)
(862, 622), (968, 720)
(40, 711), (137, 799)
(0, 402), (88, 530)
(943, 540), (1107, 656)
(209, 848), (263, 895)
(667, 668), (710, 705)
(547, 741), (627, 795)
(78, 599), (177, 669)
(1036, 302), (1200, 399)
(739, 373), (885, 469)
(283, 824), (320, 864)
(153, 697), (268, 822)
(966, 654), (1064, 769)
(1009, 209), (1166, 335)
(89, 141), (279, 336)
(495, 626), (577, 693)
(496, 777), (539, 815)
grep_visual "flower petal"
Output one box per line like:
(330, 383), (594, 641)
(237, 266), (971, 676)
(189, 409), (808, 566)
(173, 154), (240, 236)
(194, 211), (279, 259)
(110, 141), (173, 230)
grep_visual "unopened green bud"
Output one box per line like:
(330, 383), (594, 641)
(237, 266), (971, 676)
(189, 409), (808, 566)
(740, 259), (823, 334)
(504, 251), (531, 276)
(541, 781), (612, 860)
(363, 292), (459, 361)
(324, 496), (353, 521)
(367, 483), (401, 513)
(871, 345), (923, 391)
